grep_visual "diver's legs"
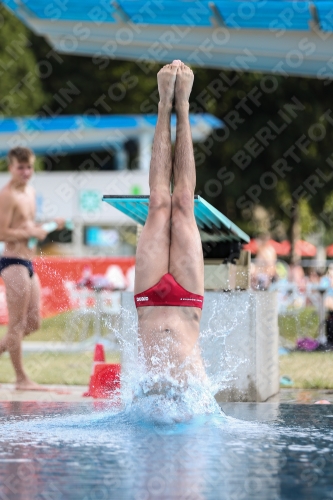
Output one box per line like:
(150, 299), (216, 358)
(169, 63), (204, 295)
(134, 62), (181, 294)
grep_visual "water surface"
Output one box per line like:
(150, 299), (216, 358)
(0, 402), (332, 499)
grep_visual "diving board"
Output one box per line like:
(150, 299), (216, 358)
(102, 195), (250, 243)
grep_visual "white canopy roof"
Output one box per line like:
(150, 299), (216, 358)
(3, 0), (333, 78)
(0, 114), (223, 169)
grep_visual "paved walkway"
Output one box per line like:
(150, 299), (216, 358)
(278, 388), (333, 404)
(0, 384), (89, 402)
(0, 385), (331, 403)
(21, 341), (116, 352)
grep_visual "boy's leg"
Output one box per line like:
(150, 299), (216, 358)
(24, 274), (41, 336)
(169, 64), (204, 295)
(0, 268), (49, 390)
(0, 273), (41, 347)
(135, 61), (181, 294)
(0, 266), (34, 387)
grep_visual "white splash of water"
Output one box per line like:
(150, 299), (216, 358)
(108, 295), (250, 424)
(200, 293), (251, 396)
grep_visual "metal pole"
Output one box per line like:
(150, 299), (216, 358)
(138, 133), (153, 171)
(317, 287), (327, 345)
(94, 288), (102, 343)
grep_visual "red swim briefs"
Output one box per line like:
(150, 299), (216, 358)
(134, 273), (204, 309)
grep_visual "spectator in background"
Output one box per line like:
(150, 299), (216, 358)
(288, 262), (307, 293)
(321, 264), (333, 311)
(254, 233), (277, 290)
(307, 268), (321, 285)
(0, 147), (64, 390)
(320, 265), (333, 348)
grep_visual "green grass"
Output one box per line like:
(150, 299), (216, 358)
(278, 307), (319, 343)
(0, 308), (319, 343)
(0, 310), (119, 343)
(0, 312), (121, 385)
(1, 349), (331, 389)
(0, 352), (121, 385)
(275, 308), (332, 390)
(1, 309), (332, 389)
(280, 352), (333, 389)
(0, 307), (319, 344)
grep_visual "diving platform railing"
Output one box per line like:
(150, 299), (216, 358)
(103, 195), (251, 290)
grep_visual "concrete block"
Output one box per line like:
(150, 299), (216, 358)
(120, 290), (279, 403)
(204, 263), (236, 290)
(204, 250), (251, 291)
(235, 265), (250, 290)
(119, 292), (138, 402)
(200, 291), (279, 402)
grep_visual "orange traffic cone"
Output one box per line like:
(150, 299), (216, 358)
(83, 343), (121, 398)
(83, 343), (105, 397)
(90, 363), (121, 398)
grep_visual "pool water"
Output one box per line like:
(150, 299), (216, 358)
(0, 402), (332, 500)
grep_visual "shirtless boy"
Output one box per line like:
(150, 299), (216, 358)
(0, 147), (63, 390)
(134, 61), (206, 390)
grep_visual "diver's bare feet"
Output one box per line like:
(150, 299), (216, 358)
(157, 60), (182, 106)
(175, 62), (194, 109)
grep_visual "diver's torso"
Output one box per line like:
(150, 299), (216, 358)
(137, 305), (202, 374)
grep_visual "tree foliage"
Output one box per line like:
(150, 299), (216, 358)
(191, 69), (333, 252)
(0, 6), (46, 117)
(0, 6), (47, 170)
